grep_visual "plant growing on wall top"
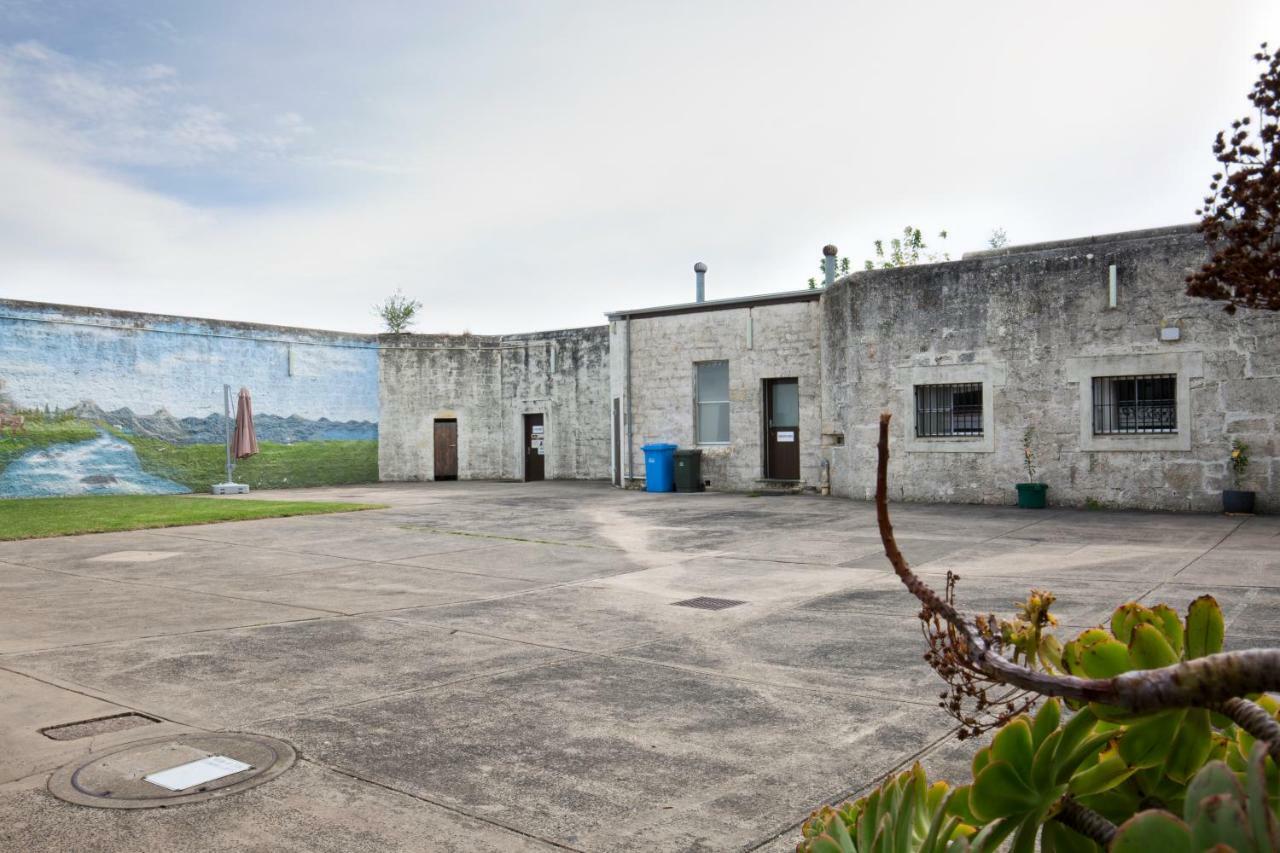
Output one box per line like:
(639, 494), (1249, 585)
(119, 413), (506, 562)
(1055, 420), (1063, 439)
(864, 226), (950, 270)
(375, 290), (423, 333)
(1187, 43), (1280, 313)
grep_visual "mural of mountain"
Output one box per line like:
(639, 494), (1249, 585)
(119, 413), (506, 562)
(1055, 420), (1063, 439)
(68, 402), (378, 444)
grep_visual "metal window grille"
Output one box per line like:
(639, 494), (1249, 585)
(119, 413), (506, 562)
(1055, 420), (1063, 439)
(1092, 374), (1177, 435)
(914, 383), (983, 437)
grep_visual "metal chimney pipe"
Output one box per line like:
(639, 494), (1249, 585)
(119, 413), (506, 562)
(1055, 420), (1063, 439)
(694, 262), (707, 303)
(822, 244), (838, 287)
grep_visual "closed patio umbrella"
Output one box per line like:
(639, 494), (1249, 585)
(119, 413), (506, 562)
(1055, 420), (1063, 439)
(232, 387), (259, 459)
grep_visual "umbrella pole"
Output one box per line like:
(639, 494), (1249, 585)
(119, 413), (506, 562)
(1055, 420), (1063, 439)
(223, 383), (233, 485)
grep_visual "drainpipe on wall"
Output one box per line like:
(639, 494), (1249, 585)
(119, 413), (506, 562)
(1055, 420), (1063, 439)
(625, 316), (634, 485)
(822, 245), (838, 287)
(694, 262), (707, 303)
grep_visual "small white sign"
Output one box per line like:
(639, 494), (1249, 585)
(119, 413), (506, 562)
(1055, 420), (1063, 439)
(531, 425), (544, 435)
(777, 431), (795, 443)
(531, 439), (543, 448)
(537, 447), (545, 455)
(144, 755), (252, 792)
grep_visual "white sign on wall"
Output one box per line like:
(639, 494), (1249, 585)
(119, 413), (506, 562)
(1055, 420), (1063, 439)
(531, 425), (544, 435)
(777, 431), (795, 443)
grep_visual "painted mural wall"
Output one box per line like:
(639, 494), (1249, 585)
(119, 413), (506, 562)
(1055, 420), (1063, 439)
(0, 300), (380, 498)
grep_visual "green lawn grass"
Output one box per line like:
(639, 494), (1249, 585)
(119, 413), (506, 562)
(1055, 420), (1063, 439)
(0, 494), (386, 541)
(123, 436), (379, 491)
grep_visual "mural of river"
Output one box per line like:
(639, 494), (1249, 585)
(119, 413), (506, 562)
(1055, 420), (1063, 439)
(0, 431), (190, 498)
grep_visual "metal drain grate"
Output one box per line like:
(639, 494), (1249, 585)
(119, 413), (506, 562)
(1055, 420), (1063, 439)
(671, 596), (746, 611)
(41, 713), (161, 741)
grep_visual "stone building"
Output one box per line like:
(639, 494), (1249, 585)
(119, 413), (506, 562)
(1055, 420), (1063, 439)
(607, 224), (1279, 512)
(377, 327), (610, 482)
(4, 222), (1277, 511)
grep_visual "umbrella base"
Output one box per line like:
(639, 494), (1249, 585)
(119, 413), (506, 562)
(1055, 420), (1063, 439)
(211, 483), (250, 495)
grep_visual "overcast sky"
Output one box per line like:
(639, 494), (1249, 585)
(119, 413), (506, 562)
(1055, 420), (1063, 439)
(2, 2), (1278, 334)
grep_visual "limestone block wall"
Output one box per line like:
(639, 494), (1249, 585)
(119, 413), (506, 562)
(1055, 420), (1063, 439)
(820, 225), (1280, 512)
(614, 298), (824, 491)
(378, 326), (610, 481)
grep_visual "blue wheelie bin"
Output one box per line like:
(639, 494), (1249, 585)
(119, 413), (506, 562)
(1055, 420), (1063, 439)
(642, 443), (678, 493)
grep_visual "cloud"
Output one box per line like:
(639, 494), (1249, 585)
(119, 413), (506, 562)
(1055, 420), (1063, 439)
(0, 40), (309, 167)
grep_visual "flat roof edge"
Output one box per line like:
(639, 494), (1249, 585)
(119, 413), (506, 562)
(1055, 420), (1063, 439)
(606, 288), (820, 320)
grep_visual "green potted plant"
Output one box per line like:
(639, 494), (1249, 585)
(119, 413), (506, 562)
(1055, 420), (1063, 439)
(1223, 439), (1255, 514)
(1015, 426), (1048, 509)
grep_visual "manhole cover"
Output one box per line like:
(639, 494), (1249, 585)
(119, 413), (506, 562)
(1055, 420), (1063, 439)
(671, 596), (746, 611)
(48, 733), (295, 809)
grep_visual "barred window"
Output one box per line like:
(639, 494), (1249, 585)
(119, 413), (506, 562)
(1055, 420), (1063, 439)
(695, 361), (730, 444)
(1092, 374), (1177, 435)
(914, 383), (983, 437)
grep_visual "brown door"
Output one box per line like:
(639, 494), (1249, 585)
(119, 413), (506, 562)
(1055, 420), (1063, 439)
(612, 398), (622, 487)
(524, 413), (545, 482)
(764, 378), (800, 480)
(433, 419), (457, 480)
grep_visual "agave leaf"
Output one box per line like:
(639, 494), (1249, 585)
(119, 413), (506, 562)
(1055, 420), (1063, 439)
(1117, 709), (1186, 769)
(945, 786), (979, 826)
(1111, 603), (1144, 643)
(1051, 707), (1099, 766)
(970, 761), (1038, 822)
(825, 807), (857, 853)
(1031, 728), (1064, 792)
(1039, 633), (1065, 672)
(991, 718), (1035, 783)
(1031, 700), (1061, 750)
(965, 815), (1020, 853)
(808, 834), (851, 853)
(1185, 595), (1225, 659)
(1165, 708), (1213, 784)
(1189, 794), (1251, 852)
(1149, 604), (1184, 658)
(1068, 747), (1137, 796)
(1008, 809), (1044, 853)
(1245, 741), (1278, 849)
(1184, 761), (1245, 825)
(1081, 638), (1130, 679)
(1128, 623), (1179, 670)
(1053, 732), (1115, 786)
(972, 746), (991, 779)
(1110, 810), (1193, 853)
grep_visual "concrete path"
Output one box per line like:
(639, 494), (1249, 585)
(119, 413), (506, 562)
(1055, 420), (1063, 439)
(0, 482), (1276, 851)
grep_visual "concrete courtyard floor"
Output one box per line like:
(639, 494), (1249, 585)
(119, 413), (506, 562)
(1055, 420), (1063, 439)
(1, 482), (1277, 852)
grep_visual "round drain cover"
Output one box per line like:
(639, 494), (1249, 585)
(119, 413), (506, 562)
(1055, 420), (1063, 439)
(48, 732), (295, 809)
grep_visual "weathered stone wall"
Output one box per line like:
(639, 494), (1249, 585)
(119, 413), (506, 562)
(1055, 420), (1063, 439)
(0, 299), (380, 497)
(613, 298), (824, 491)
(378, 326), (610, 481)
(820, 225), (1280, 511)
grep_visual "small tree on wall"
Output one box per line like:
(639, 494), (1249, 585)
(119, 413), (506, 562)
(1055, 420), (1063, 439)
(1187, 43), (1280, 313)
(375, 290), (423, 333)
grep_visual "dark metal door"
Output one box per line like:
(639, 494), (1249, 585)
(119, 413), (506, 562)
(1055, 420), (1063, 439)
(764, 379), (800, 480)
(612, 398), (622, 487)
(433, 420), (457, 480)
(524, 413), (545, 482)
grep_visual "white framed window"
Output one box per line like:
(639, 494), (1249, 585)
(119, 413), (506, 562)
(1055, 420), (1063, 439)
(914, 383), (984, 437)
(1066, 352), (1200, 453)
(695, 360), (729, 444)
(1092, 374), (1177, 435)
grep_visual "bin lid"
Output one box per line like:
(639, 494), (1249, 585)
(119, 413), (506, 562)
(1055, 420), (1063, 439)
(674, 449), (702, 457)
(641, 443), (678, 451)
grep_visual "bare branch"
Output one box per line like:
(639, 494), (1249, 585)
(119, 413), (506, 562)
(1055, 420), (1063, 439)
(1054, 795), (1118, 847)
(875, 411), (1280, 711)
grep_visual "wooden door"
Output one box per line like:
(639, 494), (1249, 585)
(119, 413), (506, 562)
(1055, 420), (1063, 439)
(433, 419), (457, 480)
(764, 379), (800, 480)
(612, 398), (622, 487)
(524, 413), (545, 482)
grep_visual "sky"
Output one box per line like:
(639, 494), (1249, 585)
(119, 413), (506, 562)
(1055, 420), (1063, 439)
(1, 2), (1278, 335)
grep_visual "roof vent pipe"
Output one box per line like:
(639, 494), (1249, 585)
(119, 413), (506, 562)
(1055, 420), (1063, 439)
(694, 262), (707, 303)
(822, 245), (838, 287)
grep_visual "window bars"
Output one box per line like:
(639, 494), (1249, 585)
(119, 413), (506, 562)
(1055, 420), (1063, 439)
(1092, 374), (1177, 435)
(914, 383), (983, 437)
